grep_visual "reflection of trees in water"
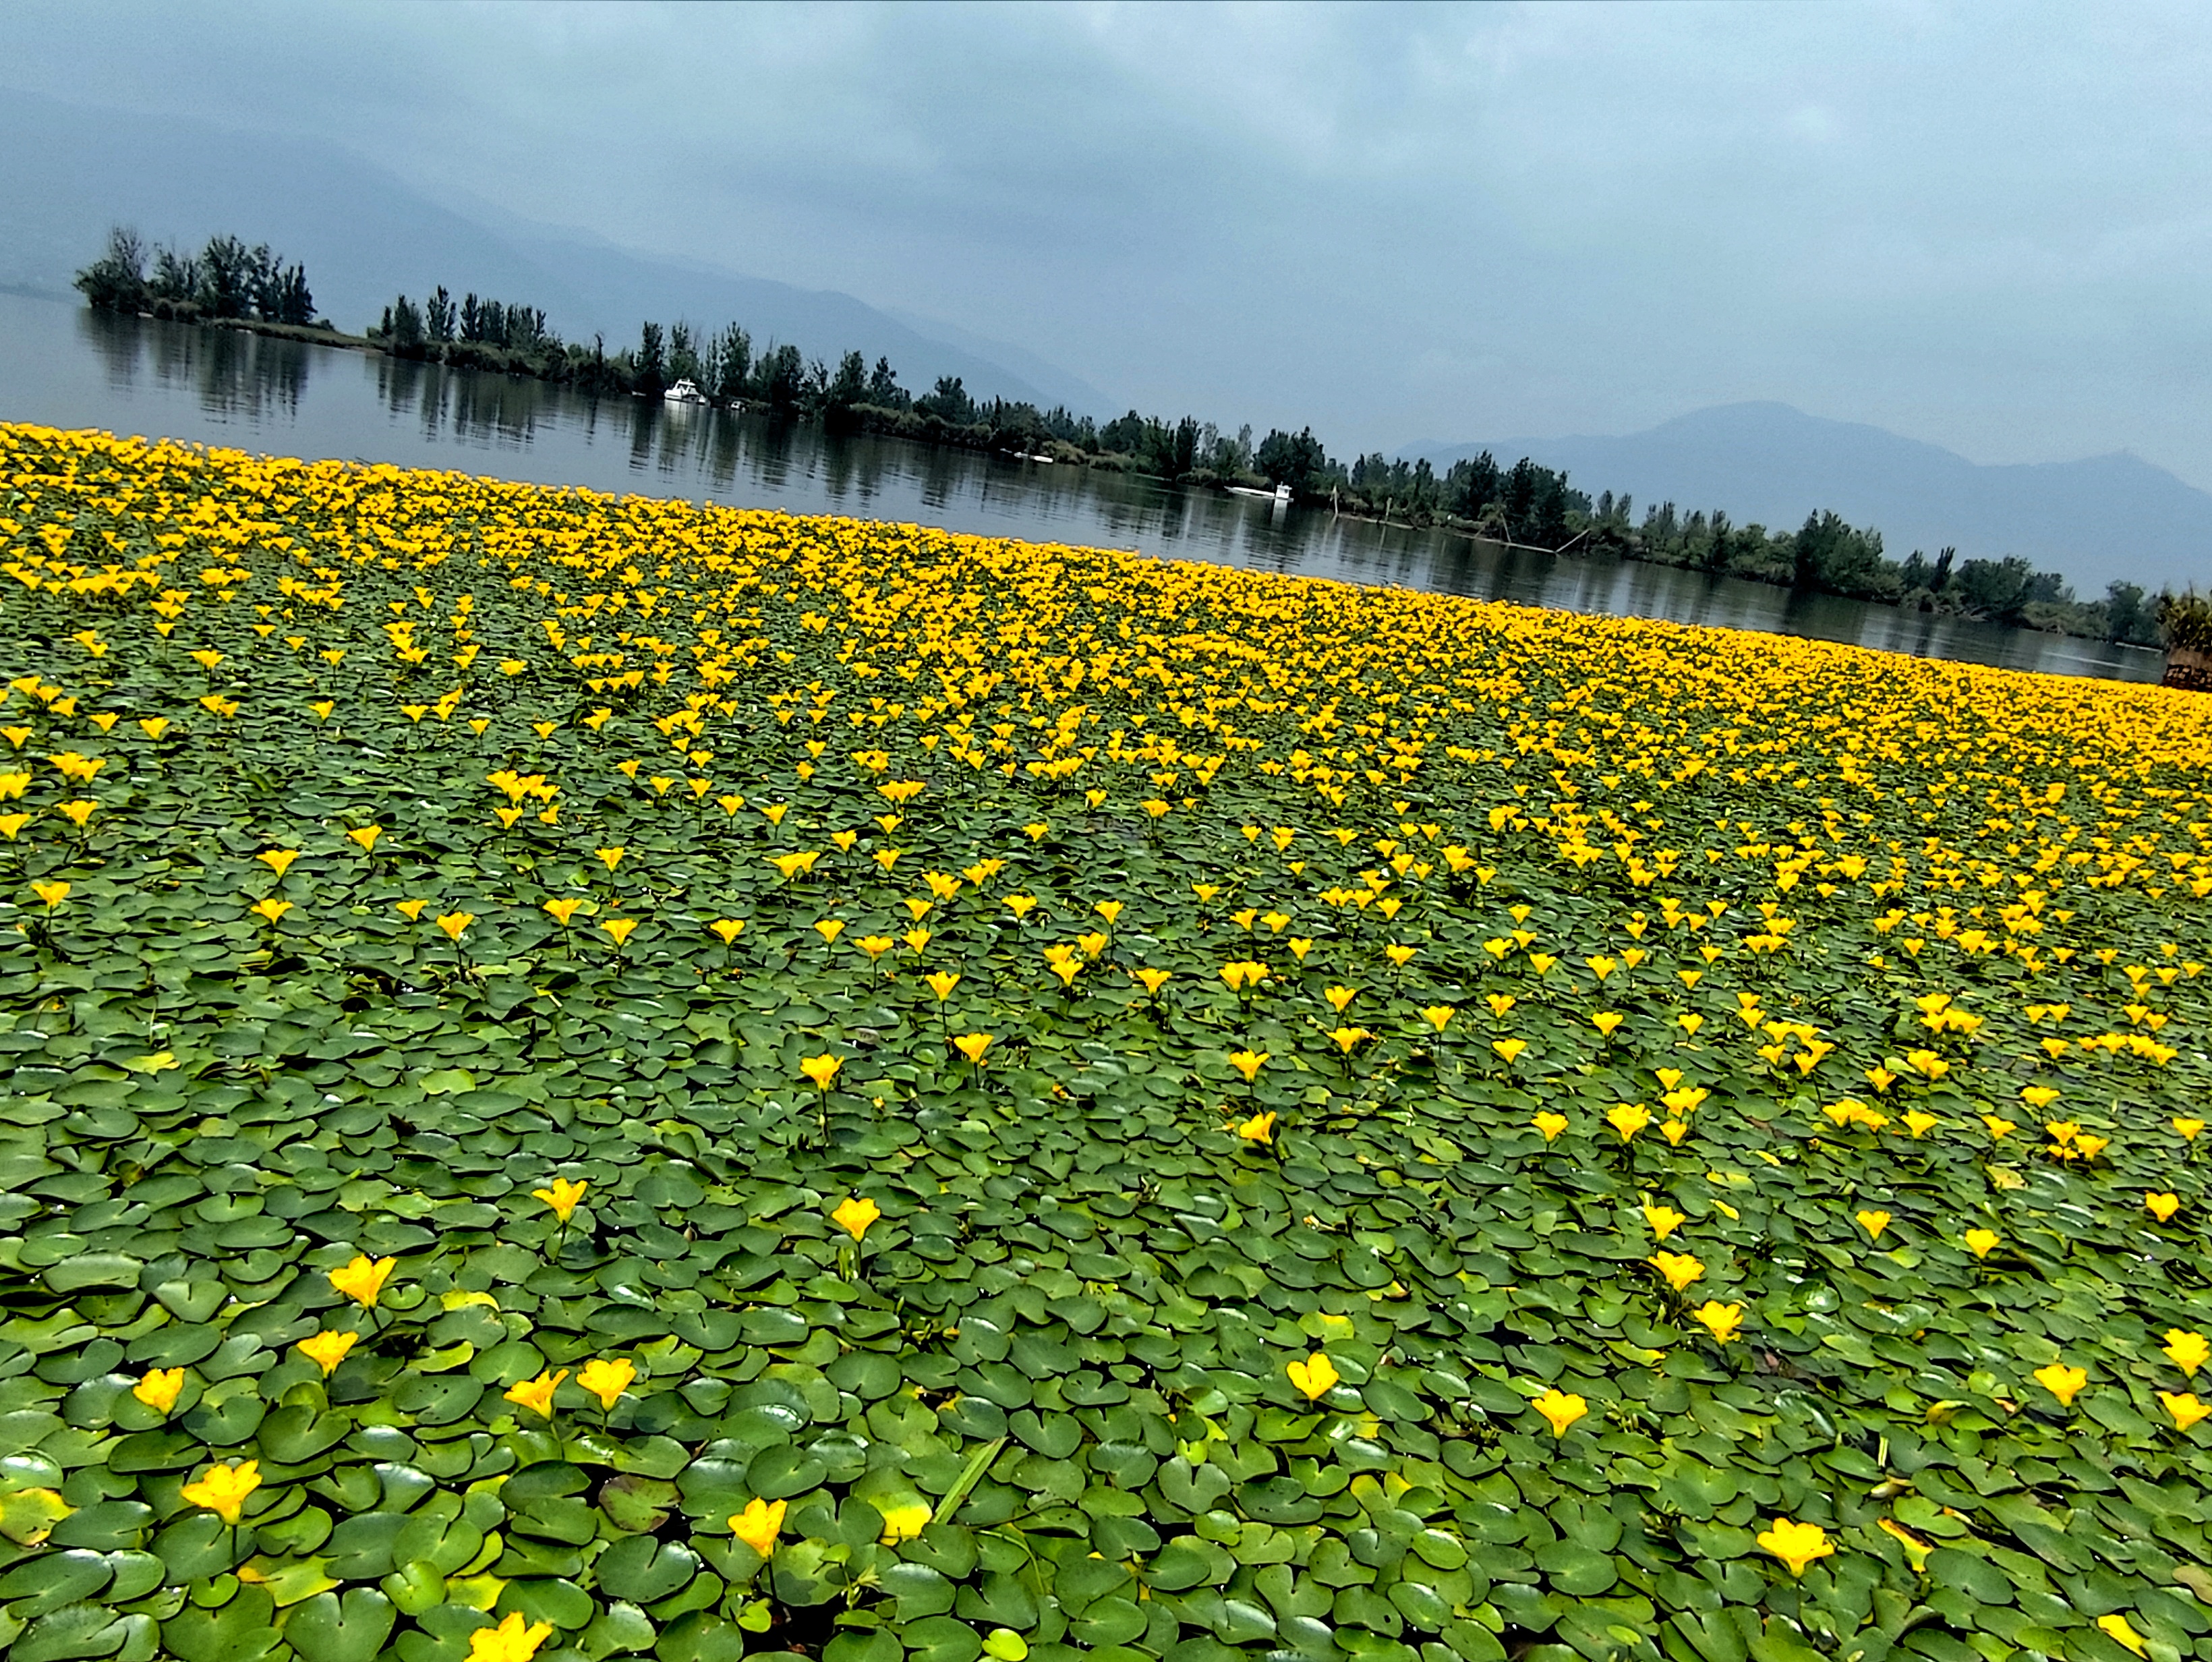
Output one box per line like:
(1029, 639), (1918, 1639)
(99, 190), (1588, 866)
(78, 306), (146, 389)
(749, 414), (799, 491)
(445, 372), (548, 447)
(628, 402), (659, 473)
(699, 411), (745, 493)
(376, 355), (561, 449)
(914, 438), (960, 513)
(78, 309), (309, 422)
(375, 354), (427, 424)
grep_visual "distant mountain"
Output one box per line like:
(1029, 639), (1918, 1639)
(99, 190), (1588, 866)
(883, 307), (1115, 418)
(1409, 402), (2212, 594)
(0, 88), (1109, 415)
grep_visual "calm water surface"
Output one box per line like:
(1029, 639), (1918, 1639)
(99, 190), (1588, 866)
(0, 291), (2162, 683)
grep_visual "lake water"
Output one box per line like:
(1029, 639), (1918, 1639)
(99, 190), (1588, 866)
(0, 289), (2163, 683)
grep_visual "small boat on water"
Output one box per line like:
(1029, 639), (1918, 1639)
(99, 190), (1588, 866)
(662, 378), (709, 406)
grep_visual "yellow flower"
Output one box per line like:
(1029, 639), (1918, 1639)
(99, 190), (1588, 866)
(180, 1460), (262, 1526)
(1422, 1005), (1455, 1032)
(1756, 1516), (1834, 1577)
(248, 897), (292, 925)
(1901, 1110), (1940, 1138)
(730, 1497), (788, 1556)
(257, 849), (301, 877)
(1286, 1352), (1340, 1400)
(467, 1610), (555, 1662)
(346, 824), (381, 852)
(1235, 1111), (1277, 1144)
(577, 1357), (637, 1410)
(1533, 1111), (1569, 1142)
(328, 1255), (397, 1309)
(954, 1032), (993, 1065)
(1492, 1038), (1528, 1064)
(2147, 1192), (2181, 1223)
(395, 898), (429, 921)
(132, 1367), (185, 1414)
(1964, 1229), (2000, 1259)
(2163, 1330), (2210, 1377)
(297, 1331), (359, 1376)
(834, 1196), (882, 1240)
(434, 910), (475, 941)
(1879, 1518), (1933, 1573)
(877, 1497), (933, 1543)
(1642, 1203), (1686, 1240)
(1855, 1209), (1892, 1241)
(31, 879), (69, 910)
(1607, 1102), (1652, 1142)
(710, 917), (746, 944)
(504, 1369), (569, 1419)
(544, 896), (585, 925)
(1530, 1387), (1588, 1437)
(2176, 1118), (2206, 1141)
(2097, 1615), (2149, 1659)
(595, 847), (626, 870)
(1228, 1048), (1269, 1083)
(1692, 1301), (1743, 1343)
(2033, 1363), (2087, 1406)
(2151, 1389), (2211, 1434)
(1650, 1251), (1705, 1293)
(801, 1054), (842, 1090)
(1592, 1012), (1624, 1037)
(533, 1177), (588, 1222)
(925, 971), (961, 1000)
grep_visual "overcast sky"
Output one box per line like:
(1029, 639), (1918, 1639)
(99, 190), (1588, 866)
(11, 1), (2212, 482)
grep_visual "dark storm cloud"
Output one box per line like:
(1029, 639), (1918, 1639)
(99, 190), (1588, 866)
(7, 1), (2212, 482)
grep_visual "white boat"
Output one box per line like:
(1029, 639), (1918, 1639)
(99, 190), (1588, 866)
(663, 378), (709, 406)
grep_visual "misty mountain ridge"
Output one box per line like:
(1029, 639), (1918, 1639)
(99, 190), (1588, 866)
(1410, 402), (2211, 594)
(0, 88), (1112, 416)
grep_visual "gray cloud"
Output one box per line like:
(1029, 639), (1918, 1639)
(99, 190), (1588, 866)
(7, 1), (2212, 484)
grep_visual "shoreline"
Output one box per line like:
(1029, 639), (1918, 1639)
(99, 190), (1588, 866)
(69, 298), (2151, 650)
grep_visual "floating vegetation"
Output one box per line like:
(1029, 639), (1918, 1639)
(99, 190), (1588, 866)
(1, 423), (2209, 1662)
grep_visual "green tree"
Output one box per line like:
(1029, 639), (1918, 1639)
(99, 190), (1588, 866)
(918, 376), (977, 424)
(74, 226), (148, 312)
(378, 295), (425, 349)
(196, 235), (258, 319)
(825, 350), (868, 410)
(1255, 428), (1329, 496)
(635, 321), (666, 393)
(757, 344), (807, 409)
(706, 325), (752, 404)
(668, 322), (702, 386)
(2104, 581), (2157, 646)
(1952, 556), (2035, 624)
(865, 355), (906, 409)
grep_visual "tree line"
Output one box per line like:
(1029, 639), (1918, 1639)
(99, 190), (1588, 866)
(74, 227), (316, 328)
(73, 225), (2177, 646)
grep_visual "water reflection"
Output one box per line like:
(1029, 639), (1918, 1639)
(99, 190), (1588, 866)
(81, 306), (310, 425)
(5, 293), (2158, 684)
